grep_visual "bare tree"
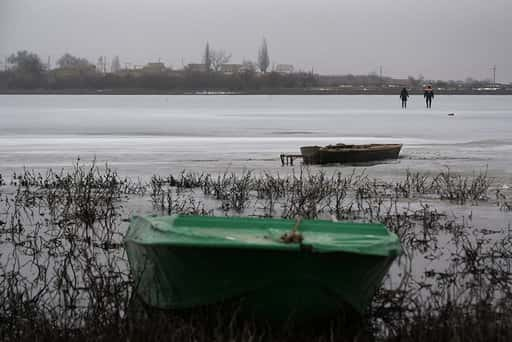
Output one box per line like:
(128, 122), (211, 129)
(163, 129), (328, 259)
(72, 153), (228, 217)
(257, 38), (270, 73)
(203, 42), (212, 71)
(210, 49), (231, 72)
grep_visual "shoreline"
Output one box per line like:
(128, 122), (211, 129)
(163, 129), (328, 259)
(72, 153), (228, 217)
(1, 88), (512, 95)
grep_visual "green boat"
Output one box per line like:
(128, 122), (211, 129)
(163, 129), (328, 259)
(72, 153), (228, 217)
(125, 215), (400, 321)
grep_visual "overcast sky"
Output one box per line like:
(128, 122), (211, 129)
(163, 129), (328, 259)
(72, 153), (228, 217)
(1, 0), (510, 82)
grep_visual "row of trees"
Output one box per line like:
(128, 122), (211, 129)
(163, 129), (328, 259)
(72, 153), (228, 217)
(1, 44), (502, 91)
(6, 51), (96, 74)
(0, 47), (318, 91)
(0, 38), (293, 90)
(3, 37), (271, 76)
(201, 38), (270, 73)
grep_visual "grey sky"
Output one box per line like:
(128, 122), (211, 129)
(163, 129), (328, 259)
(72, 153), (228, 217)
(1, 0), (510, 82)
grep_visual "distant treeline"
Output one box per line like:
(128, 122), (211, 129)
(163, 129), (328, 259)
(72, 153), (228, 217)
(0, 70), (320, 91)
(0, 50), (508, 93)
(0, 50), (318, 91)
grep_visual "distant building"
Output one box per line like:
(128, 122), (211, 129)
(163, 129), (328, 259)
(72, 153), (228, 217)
(51, 64), (97, 82)
(240, 61), (256, 73)
(55, 63), (96, 73)
(220, 64), (242, 75)
(390, 79), (410, 86)
(117, 68), (144, 77)
(186, 63), (209, 72)
(142, 62), (167, 74)
(111, 56), (121, 73)
(275, 64), (294, 74)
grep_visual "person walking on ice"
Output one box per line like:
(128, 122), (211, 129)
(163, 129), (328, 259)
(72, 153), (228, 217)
(400, 88), (409, 108)
(424, 85), (434, 108)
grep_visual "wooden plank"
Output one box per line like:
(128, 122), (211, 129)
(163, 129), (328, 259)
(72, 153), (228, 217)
(280, 154), (303, 166)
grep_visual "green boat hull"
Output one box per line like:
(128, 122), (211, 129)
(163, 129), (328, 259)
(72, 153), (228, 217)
(125, 215), (400, 321)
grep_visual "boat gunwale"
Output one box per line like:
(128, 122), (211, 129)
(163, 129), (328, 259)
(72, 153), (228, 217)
(124, 239), (401, 257)
(124, 215), (401, 257)
(319, 143), (402, 153)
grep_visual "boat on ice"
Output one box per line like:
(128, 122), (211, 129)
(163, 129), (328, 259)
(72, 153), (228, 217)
(125, 215), (400, 321)
(301, 143), (402, 165)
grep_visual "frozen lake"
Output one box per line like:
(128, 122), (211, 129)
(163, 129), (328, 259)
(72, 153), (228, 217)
(0, 94), (511, 182)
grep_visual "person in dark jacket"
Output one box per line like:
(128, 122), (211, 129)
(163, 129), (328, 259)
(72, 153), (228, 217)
(424, 85), (434, 108)
(400, 88), (409, 108)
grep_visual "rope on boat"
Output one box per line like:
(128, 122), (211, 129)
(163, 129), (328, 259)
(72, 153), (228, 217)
(280, 216), (304, 243)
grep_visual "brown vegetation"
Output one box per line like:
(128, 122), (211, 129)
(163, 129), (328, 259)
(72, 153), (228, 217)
(1, 163), (511, 341)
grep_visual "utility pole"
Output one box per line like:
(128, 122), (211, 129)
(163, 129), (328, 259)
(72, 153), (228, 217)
(491, 65), (496, 86)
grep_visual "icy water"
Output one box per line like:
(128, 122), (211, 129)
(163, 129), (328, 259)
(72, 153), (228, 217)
(0, 94), (511, 183)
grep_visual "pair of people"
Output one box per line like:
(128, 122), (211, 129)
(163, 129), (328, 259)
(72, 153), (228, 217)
(400, 86), (435, 108)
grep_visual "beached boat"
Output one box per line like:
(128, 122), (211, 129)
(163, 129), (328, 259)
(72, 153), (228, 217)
(300, 143), (402, 164)
(125, 215), (400, 321)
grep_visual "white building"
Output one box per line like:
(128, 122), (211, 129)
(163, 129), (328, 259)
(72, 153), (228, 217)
(275, 64), (294, 74)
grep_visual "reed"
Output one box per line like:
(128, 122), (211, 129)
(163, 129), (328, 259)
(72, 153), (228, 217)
(1, 162), (510, 341)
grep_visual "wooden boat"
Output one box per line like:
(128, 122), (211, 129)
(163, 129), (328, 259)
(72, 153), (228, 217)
(125, 215), (400, 321)
(300, 143), (402, 165)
